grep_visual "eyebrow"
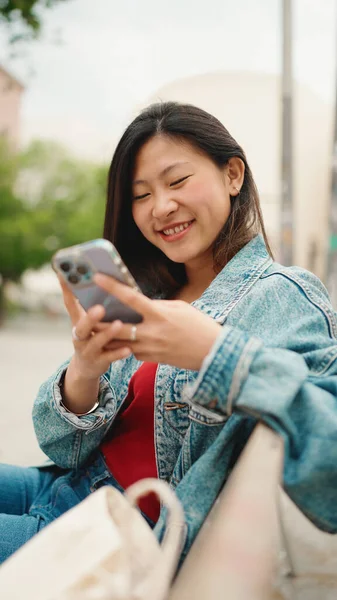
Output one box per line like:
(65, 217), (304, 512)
(133, 161), (191, 185)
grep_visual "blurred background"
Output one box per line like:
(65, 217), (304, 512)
(0, 0), (337, 465)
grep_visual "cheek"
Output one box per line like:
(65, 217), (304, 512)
(185, 179), (209, 208)
(187, 179), (230, 221)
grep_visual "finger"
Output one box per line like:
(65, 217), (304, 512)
(93, 322), (113, 333)
(104, 340), (134, 351)
(88, 321), (125, 353)
(74, 304), (106, 342)
(103, 347), (132, 363)
(58, 275), (84, 325)
(110, 322), (143, 342)
(94, 274), (153, 319)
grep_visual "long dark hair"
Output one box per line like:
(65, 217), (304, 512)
(103, 101), (272, 298)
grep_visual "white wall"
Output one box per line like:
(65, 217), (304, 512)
(145, 71), (334, 278)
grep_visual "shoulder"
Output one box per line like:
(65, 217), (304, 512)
(227, 261), (337, 361)
(258, 262), (337, 338)
(224, 262), (337, 375)
(261, 262), (332, 307)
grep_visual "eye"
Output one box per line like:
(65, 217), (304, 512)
(133, 192), (150, 201)
(170, 175), (191, 187)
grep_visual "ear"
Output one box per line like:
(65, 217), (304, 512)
(224, 157), (245, 196)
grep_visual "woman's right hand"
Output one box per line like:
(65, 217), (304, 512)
(59, 277), (132, 414)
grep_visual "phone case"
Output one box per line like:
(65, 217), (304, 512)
(52, 239), (143, 323)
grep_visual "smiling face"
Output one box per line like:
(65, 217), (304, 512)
(131, 135), (242, 273)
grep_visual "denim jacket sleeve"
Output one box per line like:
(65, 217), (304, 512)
(32, 357), (135, 469)
(183, 268), (337, 532)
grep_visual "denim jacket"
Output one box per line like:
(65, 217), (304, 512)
(33, 235), (337, 562)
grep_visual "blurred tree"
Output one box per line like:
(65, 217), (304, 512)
(0, 1), (70, 42)
(0, 140), (30, 318)
(0, 138), (108, 320)
(18, 140), (107, 249)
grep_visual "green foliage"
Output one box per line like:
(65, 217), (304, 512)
(0, 138), (108, 282)
(0, 0), (70, 42)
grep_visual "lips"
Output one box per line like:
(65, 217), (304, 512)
(160, 220), (194, 236)
(157, 220), (195, 242)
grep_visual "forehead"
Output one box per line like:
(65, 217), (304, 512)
(133, 135), (204, 177)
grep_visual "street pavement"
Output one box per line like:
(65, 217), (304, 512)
(0, 315), (72, 466)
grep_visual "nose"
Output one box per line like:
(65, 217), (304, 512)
(151, 192), (178, 220)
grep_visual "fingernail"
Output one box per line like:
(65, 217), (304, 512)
(90, 305), (104, 318)
(111, 320), (122, 329)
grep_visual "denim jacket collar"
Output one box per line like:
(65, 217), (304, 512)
(192, 235), (272, 323)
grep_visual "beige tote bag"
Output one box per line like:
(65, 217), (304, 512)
(0, 478), (186, 600)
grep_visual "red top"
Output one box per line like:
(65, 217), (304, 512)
(100, 362), (160, 523)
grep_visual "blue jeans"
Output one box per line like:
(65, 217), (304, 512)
(0, 452), (142, 565)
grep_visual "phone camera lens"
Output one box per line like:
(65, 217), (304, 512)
(68, 273), (80, 284)
(59, 261), (72, 273)
(76, 264), (89, 275)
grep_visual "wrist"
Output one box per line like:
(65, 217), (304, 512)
(61, 359), (100, 415)
(68, 355), (100, 383)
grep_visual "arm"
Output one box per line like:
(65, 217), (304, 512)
(32, 278), (134, 469)
(183, 272), (337, 533)
(32, 353), (138, 469)
(32, 359), (118, 469)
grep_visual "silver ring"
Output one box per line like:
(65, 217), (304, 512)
(130, 325), (137, 342)
(72, 325), (85, 343)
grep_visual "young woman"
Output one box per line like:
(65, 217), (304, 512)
(2, 101), (337, 566)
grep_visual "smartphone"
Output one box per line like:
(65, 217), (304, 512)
(52, 239), (143, 323)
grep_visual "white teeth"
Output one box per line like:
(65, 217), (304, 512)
(163, 221), (192, 235)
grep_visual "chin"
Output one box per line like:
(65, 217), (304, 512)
(166, 256), (187, 264)
(164, 250), (200, 264)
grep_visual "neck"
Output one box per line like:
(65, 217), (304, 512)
(180, 255), (217, 300)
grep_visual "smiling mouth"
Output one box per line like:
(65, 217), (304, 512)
(158, 220), (195, 242)
(161, 220), (194, 236)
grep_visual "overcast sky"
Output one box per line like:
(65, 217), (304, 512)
(1, 0), (336, 160)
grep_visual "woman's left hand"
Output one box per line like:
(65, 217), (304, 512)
(94, 274), (222, 371)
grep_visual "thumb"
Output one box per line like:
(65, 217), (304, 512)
(57, 275), (85, 325)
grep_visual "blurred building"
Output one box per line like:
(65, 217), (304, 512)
(6, 265), (66, 316)
(0, 64), (24, 149)
(146, 71), (334, 280)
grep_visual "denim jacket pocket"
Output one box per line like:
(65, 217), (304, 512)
(160, 368), (193, 439)
(189, 404), (228, 426)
